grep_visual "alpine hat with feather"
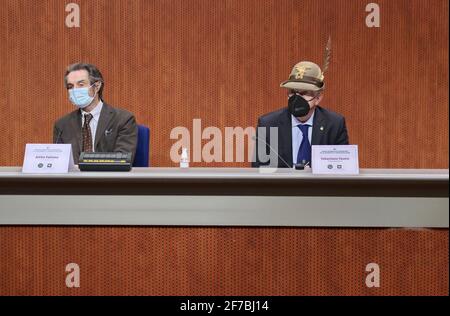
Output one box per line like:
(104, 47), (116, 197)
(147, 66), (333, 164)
(280, 36), (331, 92)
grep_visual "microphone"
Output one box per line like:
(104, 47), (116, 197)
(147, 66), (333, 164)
(252, 135), (291, 168)
(55, 129), (63, 144)
(294, 160), (311, 170)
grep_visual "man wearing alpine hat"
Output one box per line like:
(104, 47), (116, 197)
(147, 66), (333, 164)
(252, 50), (349, 168)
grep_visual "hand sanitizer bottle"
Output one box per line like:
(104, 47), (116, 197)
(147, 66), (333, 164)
(180, 148), (189, 168)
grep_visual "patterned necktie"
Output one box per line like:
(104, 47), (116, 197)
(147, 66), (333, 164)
(82, 113), (94, 152)
(296, 124), (311, 165)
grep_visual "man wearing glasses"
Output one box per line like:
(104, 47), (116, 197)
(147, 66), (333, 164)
(252, 61), (349, 168)
(53, 63), (137, 164)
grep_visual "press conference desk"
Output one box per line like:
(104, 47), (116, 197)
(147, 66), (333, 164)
(0, 167), (448, 227)
(0, 167), (448, 295)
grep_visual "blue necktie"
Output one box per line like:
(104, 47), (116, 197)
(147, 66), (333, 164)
(296, 124), (311, 165)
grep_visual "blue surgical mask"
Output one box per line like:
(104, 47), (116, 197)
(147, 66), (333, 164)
(69, 84), (97, 109)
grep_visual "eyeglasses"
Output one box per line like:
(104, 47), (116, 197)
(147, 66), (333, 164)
(288, 90), (319, 101)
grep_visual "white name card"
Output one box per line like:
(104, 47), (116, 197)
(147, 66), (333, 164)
(312, 145), (359, 175)
(22, 144), (75, 174)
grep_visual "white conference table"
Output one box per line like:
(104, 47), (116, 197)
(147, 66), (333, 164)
(0, 167), (448, 227)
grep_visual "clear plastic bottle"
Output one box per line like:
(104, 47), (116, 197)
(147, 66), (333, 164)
(180, 147), (189, 168)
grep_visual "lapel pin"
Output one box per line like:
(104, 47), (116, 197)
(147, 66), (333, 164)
(320, 126), (324, 131)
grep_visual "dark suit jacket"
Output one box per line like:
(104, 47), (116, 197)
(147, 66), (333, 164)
(53, 103), (138, 164)
(252, 106), (349, 167)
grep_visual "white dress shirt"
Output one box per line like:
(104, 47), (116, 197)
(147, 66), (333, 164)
(81, 101), (103, 152)
(291, 110), (315, 164)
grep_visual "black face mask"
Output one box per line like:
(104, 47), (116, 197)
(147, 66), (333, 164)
(288, 94), (311, 117)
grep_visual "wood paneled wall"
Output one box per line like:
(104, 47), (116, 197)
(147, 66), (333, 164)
(0, 0), (448, 168)
(0, 1), (448, 296)
(0, 227), (447, 296)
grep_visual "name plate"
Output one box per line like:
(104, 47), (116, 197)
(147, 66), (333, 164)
(312, 145), (359, 175)
(22, 144), (75, 174)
